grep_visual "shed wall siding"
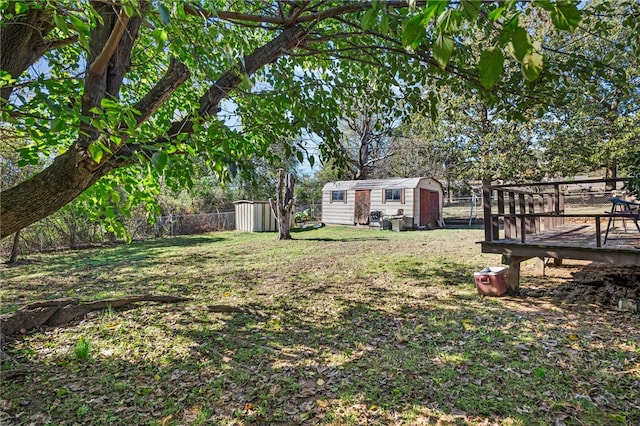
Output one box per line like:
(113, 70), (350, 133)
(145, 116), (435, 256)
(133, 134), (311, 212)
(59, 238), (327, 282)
(235, 202), (277, 232)
(321, 191), (354, 225)
(235, 203), (253, 232)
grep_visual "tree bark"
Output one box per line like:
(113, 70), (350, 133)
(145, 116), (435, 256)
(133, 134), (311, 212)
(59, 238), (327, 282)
(269, 169), (295, 240)
(8, 230), (21, 263)
(0, 6), (54, 100)
(0, 24), (307, 239)
(0, 294), (190, 337)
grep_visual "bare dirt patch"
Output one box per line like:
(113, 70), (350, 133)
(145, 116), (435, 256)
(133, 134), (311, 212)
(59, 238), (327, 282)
(521, 262), (640, 311)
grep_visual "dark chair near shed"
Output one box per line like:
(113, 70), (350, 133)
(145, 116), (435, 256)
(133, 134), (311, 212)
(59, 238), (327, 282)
(369, 211), (383, 229)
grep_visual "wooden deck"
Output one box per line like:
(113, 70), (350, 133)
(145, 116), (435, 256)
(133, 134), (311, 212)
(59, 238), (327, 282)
(480, 178), (640, 294)
(481, 223), (640, 265)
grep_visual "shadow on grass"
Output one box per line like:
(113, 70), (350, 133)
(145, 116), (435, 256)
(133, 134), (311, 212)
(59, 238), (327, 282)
(2, 229), (639, 424)
(0, 235), (230, 311)
(387, 258), (477, 287)
(297, 236), (390, 242)
(4, 294), (639, 425)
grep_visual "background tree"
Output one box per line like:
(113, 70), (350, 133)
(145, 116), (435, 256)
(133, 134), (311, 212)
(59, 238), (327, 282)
(381, 90), (540, 198)
(269, 169), (295, 240)
(2, 0), (632, 239)
(533, 0), (640, 186)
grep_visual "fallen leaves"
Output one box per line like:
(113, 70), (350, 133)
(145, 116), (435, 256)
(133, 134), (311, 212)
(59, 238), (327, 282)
(2, 230), (640, 425)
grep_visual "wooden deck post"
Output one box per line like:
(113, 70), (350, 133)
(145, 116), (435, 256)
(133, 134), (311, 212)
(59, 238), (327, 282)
(535, 257), (545, 277)
(536, 194), (543, 233)
(527, 194), (535, 234)
(482, 179), (494, 241)
(497, 190), (505, 239)
(508, 192), (516, 238)
(503, 255), (527, 295)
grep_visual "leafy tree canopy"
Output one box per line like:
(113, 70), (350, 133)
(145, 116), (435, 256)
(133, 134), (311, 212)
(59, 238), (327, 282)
(1, 0), (637, 238)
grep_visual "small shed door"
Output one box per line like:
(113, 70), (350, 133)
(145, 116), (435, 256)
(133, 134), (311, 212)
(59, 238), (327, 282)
(420, 189), (440, 227)
(354, 190), (371, 225)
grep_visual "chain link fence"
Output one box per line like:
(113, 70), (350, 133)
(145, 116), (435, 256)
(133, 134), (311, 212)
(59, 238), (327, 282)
(1, 211), (236, 257)
(0, 188), (626, 257)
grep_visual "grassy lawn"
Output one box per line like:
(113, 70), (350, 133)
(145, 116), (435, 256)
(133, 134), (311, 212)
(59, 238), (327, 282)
(1, 226), (639, 425)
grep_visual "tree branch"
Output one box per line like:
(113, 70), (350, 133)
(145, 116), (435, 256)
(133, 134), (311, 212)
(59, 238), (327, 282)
(107, 25), (308, 168)
(37, 35), (79, 57)
(88, 8), (130, 77)
(183, 3), (286, 25)
(130, 59), (191, 125)
(91, 58), (191, 169)
(182, 1), (433, 27)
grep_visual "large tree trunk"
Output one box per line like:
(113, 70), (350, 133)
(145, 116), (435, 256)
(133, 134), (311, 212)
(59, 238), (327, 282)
(0, 20), (307, 239)
(269, 169), (295, 240)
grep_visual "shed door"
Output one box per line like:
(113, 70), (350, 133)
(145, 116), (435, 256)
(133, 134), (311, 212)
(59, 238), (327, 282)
(354, 190), (371, 225)
(420, 189), (440, 227)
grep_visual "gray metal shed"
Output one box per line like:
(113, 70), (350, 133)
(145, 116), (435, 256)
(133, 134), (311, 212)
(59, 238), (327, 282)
(234, 200), (277, 232)
(321, 177), (444, 229)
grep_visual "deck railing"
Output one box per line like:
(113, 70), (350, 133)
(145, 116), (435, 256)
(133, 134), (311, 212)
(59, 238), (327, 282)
(482, 178), (630, 248)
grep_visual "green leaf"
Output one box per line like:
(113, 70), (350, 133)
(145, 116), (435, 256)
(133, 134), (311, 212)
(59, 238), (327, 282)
(14, 1), (28, 14)
(460, 0), (481, 20)
(487, 6), (504, 21)
(296, 151), (304, 163)
(436, 10), (461, 34)
(424, 0), (446, 23)
(309, 156), (315, 168)
(551, 1), (581, 31)
(96, 140), (112, 154)
(52, 13), (69, 34)
(88, 143), (104, 163)
(153, 28), (168, 43)
(478, 47), (504, 89)
(608, 414), (627, 424)
(433, 34), (454, 69)
(402, 14), (426, 48)
(152, 151), (168, 172)
(380, 12), (389, 34)
(158, 3), (171, 25)
(68, 14), (89, 33)
(122, 4), (135, 18)
(521, 50), (543, 81)
(510, 26), (532, 61)
(104, 206), (115, 219)
(100, 97), (119, 109)
(123, 111), (138, 130)
(361, 8), (376, 31)
(51, 118), (65, 132)
(0, 70), (11, 82)
(532, 0), (555, 12)
(0, 70), (16, 87)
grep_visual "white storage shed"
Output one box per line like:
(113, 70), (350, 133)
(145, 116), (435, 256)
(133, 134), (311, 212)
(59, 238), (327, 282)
(234, 200), (277, 232)
(321, 177), (444, 229)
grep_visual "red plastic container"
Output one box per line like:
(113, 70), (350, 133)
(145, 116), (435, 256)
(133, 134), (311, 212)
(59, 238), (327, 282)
(474, 267), (508, 296)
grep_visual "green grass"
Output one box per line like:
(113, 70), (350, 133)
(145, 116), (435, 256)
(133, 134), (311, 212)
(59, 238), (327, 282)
(1, 226), (639, 425)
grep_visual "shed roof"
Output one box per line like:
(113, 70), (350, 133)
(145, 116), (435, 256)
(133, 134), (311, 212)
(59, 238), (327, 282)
(233, 200), (271, 204)
(322, 177), (441, 192)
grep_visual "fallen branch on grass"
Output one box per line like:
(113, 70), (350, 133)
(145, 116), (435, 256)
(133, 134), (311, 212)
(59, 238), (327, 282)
(0, 294), (190, 337)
